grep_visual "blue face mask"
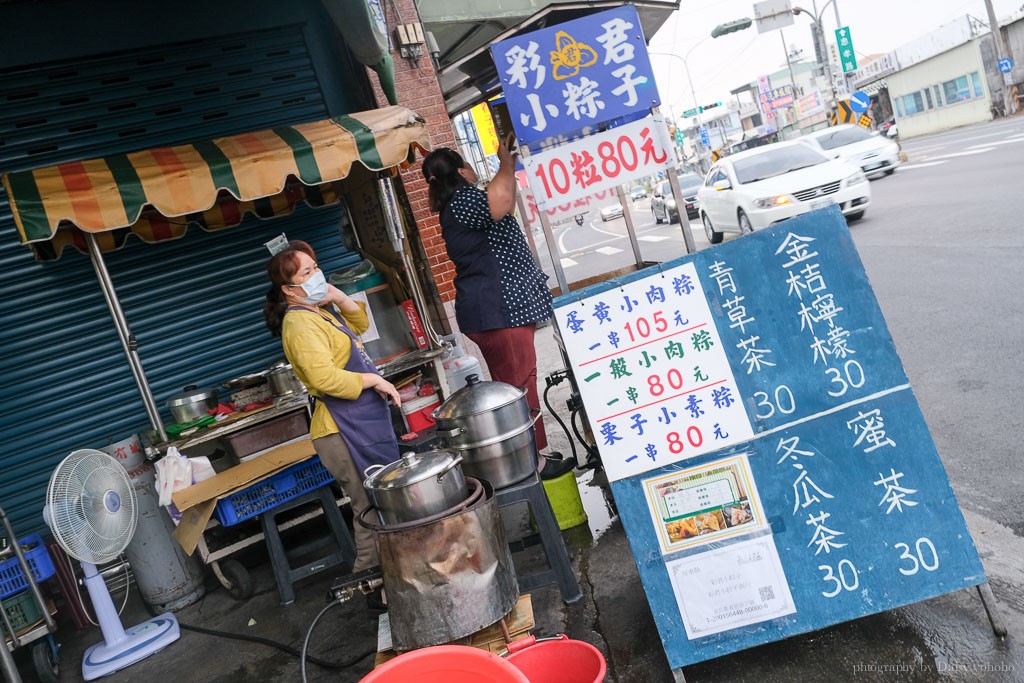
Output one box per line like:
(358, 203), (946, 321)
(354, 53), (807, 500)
(295, 269), (328, 305)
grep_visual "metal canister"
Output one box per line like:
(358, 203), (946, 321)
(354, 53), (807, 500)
(370, 479), (519, 650)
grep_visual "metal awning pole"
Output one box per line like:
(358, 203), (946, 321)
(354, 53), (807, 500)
(85, 234), (169, 442)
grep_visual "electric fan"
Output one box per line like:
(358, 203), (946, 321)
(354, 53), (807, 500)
(45, 449), (180, 680)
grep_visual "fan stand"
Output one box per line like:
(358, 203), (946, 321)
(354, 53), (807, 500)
(81, 561), (180, 681)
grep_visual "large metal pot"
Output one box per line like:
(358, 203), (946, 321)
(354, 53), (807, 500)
(363, 478), (519, 650)
(431, 375), (538, 488)
(266, 360), (305, 398)
(167, 385), (219, 423)
(363, 449), (468, 524)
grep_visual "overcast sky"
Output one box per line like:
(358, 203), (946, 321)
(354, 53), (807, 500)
(648, 0), (1023, 112)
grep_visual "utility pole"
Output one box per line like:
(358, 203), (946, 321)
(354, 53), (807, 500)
(781, 30), (803, 136)
(983, 0), (1014, 115)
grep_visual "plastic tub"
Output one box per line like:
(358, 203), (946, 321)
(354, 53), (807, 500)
(505, 635), (606, 683)
(401, 394), (441, 432)
(360, 645), (528, 683)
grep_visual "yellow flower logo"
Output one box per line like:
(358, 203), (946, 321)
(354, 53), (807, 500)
(550, 31), (598, 81)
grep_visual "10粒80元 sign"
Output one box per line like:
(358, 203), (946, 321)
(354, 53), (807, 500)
(523, 116), (673, 210)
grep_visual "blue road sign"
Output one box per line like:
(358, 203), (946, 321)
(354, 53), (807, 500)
(551, 209), (986, 669)
(699, 126), (710, 146)
(491, 5), (660, 145)
(998, 57), (1014, 73)
(850, 91), (870, 113)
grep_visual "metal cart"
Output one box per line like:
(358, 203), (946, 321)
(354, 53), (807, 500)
(0, 507), (59, 683)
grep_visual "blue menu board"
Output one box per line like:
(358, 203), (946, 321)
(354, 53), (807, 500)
(552, 209), (985, 668)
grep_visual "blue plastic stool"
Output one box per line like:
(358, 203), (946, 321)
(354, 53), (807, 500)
(259, 484), (356, 605)
(496, 473), (583, 604)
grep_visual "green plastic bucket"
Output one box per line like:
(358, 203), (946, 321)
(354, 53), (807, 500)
(542, 470), (588, 530)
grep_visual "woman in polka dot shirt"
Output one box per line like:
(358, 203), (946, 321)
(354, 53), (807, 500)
(422, 139), (554, 453)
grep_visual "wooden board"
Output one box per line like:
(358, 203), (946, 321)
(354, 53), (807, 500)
(373, 593), (534, 667)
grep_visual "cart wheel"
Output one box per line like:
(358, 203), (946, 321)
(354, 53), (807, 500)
(32, 639), (59, 683)
(221, 559), (253, 600)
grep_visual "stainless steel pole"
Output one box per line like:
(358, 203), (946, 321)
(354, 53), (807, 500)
(85, 234), (168, 442)
(616, 185), (645, 268)
(655, 107), (698, 254)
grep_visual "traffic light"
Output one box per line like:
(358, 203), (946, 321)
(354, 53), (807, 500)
(711, 18), (752, 38)
(701, 102), (722, 111)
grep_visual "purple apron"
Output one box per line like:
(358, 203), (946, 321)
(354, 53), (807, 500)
(289, 306), (399, 478)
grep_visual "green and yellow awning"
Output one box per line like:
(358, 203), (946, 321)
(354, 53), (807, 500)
(2, 105), (430, 259)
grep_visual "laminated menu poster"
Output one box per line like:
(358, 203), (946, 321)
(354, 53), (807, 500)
(552, 208), (986, 668)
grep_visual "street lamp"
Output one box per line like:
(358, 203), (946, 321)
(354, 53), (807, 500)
(650, 41), (712, 172)
(792, 1), (840, 111)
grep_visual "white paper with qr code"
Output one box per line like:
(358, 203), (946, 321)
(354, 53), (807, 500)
(666, 535), (796, 639)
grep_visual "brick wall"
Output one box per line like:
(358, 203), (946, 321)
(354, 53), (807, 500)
(369, 0), (458, 302)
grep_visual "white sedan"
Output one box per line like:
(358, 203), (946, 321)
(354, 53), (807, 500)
(696, 140), (870, 244)
(801, 124), (902, 178)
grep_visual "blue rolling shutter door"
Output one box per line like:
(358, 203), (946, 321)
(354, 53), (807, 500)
(0, 26), (358, 535)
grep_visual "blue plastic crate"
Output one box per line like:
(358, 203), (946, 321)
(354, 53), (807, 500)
(0, 534), (57, 600)
(215, 456), (334, 526)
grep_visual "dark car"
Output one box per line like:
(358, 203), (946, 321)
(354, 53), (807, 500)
(651, 173), (704, 223)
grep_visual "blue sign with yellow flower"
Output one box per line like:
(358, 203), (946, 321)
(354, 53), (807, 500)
(490, 5), (660, 145)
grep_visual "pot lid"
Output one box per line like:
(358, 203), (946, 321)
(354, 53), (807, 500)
(222, 372), (268, 389)
(433, 375), (525, 420)
(167, 385), (217, 407)
(364, 449), (463, 490)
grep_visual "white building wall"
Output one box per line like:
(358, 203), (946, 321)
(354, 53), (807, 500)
(886, 38), (991, 137)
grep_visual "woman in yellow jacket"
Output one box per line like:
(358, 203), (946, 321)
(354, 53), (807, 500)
(264, 240), (401, 572)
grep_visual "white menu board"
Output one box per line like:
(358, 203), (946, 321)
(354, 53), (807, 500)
(556, 262), (754, 481)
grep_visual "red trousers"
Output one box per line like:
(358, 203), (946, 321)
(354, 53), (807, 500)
(467, 324), (548, 451)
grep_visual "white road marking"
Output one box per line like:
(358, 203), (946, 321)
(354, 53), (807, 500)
(967, 136), (1024, 149)
(557, 226), (574, 255)
(928, 148), (994, 159)
(595, 246), (623, 256)
(960, 131), (1011, 142)
(560, 257), (579, 268)
(900, 161), (949, 170)
(639, 235), (672, 242)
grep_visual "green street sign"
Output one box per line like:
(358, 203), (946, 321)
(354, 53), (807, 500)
(682, 107), (699, 117)
(835, 26), (857, 73)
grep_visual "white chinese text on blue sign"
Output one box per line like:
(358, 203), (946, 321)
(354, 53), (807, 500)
(490, 5), (660, 146)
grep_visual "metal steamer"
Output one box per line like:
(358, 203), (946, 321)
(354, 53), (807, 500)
(431, 375), (540, 489)
(356, 475), (519, 651)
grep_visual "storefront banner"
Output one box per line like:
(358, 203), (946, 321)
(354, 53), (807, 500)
(523, 115), (673, 210)
(552, 209), (986, 668)
(795, 91), (824, 118)
(491, 4), (660, 145)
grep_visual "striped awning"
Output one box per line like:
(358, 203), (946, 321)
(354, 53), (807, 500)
(2, 105), (430, 259)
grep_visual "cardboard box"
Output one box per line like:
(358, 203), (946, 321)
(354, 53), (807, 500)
(171, 438), (317, 555)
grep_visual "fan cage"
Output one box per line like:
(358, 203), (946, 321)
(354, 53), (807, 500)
(47, 449), (138, 564)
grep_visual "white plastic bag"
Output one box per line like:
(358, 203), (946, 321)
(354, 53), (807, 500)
(155, 446), (193, 509)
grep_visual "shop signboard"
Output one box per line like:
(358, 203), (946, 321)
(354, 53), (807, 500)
(491, 5), (660, 145)
(522, 115), (673, 210)
(552, 209), (985, 668)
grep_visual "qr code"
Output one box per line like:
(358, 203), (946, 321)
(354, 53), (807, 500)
(758, 586), (775, 601)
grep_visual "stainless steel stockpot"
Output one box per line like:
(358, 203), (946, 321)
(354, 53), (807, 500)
(363, 449), (468, 524)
